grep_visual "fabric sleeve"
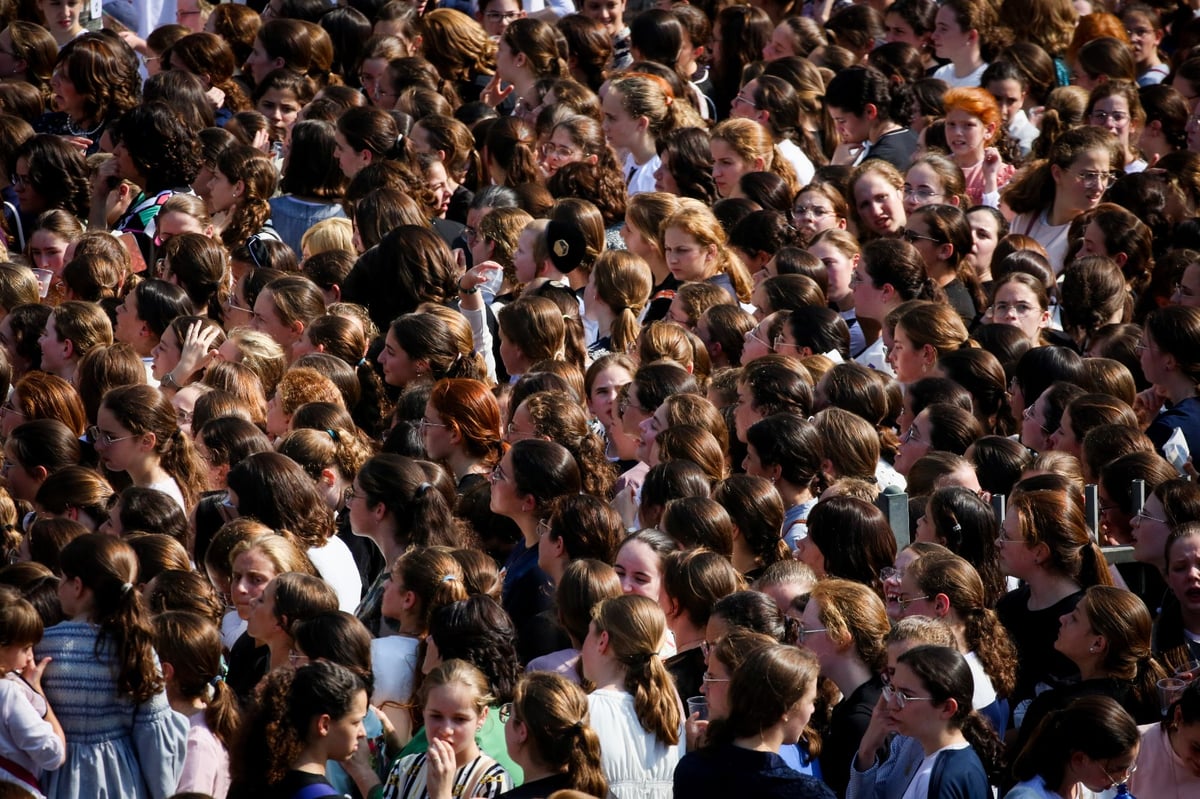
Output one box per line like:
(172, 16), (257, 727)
(459, 304), (497, 384)
(0, 683), (64, 771)
(174, 726), (219, 795)
(132, 691), (189, 799)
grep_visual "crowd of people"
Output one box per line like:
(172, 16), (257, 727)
(4, 0), (1200, 798)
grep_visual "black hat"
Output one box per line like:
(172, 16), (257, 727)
(546, 219), (588, 275)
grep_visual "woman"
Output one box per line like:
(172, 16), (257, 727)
(493, 18), (566, 113)
(848, 160), (907, 240)
(37, 35), (138, 156)
(799, 578), (890, 799)
(674, 644), (833, 799)
(581, 595), (684, 799)
(334, 106), (402, 180)
(904, 204), (986, 324)
(996, 474), (1113, 715)
(209, 144), (279, 253)
(661, 205), (753, 305)
(1002, 126), (1123, 273)
(499, 672), (608, 799)
(269, 119), (347, 255)
(422, 378), (505, 494)
(1005, 696), (1140, 799)
(888, 301), (970, 384)
(1128, 678), (1200, 795)
(989, 271), (1052, 345)
(622, 192), (681, 323)
(795, 496), (897, 598)
(603, 72), (702, 195)
(709, 117), (798, 200)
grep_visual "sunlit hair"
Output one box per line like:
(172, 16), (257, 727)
(661, 205), (754, 302)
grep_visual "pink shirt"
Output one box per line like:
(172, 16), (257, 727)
(1127, 722), (1200, 798)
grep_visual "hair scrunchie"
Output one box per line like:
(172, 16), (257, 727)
(417, 481), (433, 496)
(120, 582), (134, 595)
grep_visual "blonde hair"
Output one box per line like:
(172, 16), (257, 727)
(661, 206), (754, 303)
(608, 73), (703, 139)
(301, 217), (354, 257)
(711, 118), (799, 197)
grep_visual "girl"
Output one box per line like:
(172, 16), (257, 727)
(1006, 696), (1139, 799)
(848, 160), (906, 240)
(799, 578), (890, 799)
(710, 117), (798, 200)
(851, 239), (942, 374)
(251, 275), (327, 357)
(581, 595), (684, 799)
(903, 154), (969, 215)
(421, 378), (504, 494)
(825, 66), (917, 171)
(989, 272), (1052, 345)
(996, 475), (1113, 716)
(674, 644), (831, 798)
(622, 192), (681, 323)
(584, 250), (652, 356)
(1128, 678), (1200, 795)
(1122, 4), (1169, 87)
(334, 106), (402, 179)
(500, 672), (608, 798)
(1087, 81), (1148, 173)
(941, 88), (1014, 207)
(807, 229), (863, 355)
(603, 73), (702, 196)
(377, 659), (512, 799)
(888, 302), (970, 384)
(153, 610), (239, 799)
(493, 19), (566, 113)
(350, 454), (473, 637)
(884, 645), (1001, 796)
(1002, 126), (1122, 274)
(231, 660), (368, 798)
(792, 180), (847, 245)
(931, 0), (1000, 88)
(37, 535), (189, 798)
(1139, 306), (1200, 457)
(25, 211), (83, 307)
(246, 573), (339, 671)
(661, 206), (753, 304)
(37, 0), (84, 49)
(375, 549), (467, 740)
(95, 384), (207, 513)
(904, 205), (986, 324)
(208, 144), (279, 253)
(0, 586), (65, 796)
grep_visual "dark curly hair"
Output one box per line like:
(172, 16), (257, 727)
(113, 102), (202, 193)
(9, 135), (90, 220)
(427, 595), (521, 704)
(655, 127), (718, 205)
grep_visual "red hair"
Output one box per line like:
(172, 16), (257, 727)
(942, 87), (1003, 146)
(429, 378), (506, 467)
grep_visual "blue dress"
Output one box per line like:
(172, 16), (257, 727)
(35, 621), (189, 799)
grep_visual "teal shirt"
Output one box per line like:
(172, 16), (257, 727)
(397, 707), (523, 786)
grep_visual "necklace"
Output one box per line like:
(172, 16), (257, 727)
(65, 116), (103, 139)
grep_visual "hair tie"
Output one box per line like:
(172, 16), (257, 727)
(440, 574), (457, 583)
(209, 673), (225, 687)
(120, 582), (134, 595)
(326, 429), (339, 441)
(358, 358), (367, 367)
(417, 481), (433, 496)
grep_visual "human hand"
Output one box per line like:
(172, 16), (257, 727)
(480, 74), (514, 108)
(425, 737), (457, 799)
(460, 260), (503, 292)
(685, 712), (708, 751)
(20, 657), (52, 696)
(173, 320), (222, 381)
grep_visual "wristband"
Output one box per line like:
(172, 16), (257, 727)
(458, 282), (479, 295)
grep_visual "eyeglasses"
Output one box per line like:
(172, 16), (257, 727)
(537, 517), (552, 538)
(1089, 110), (1129, 125)
(224, 296), (253, 314)
(881, 682), (935, 710)
(10, 174), (30, 188)
(995, 530), (1023, 546)
(490, 462), (509, 483)
(498, 702), (514, 724)
(902, 186), (943, 201)
(618, 396), (650, 416)
(177, 408), (193, 426)
(542, 143), (579, 161)
(701, 672), (730, 683)
(1100, 762), (1137, 789)
(88, 425), (134, 446)
(419, 418), (446, 433)
(993, 301), (1038, 317)
(732, 93), (757, 110)
(1022, 405), (1052, 435)
(772, 334), (800, 351)
(506, 421), (536, 440)
(485, 10), (522, 22)
(901, 425), (921, 444)
(287, 648), (308, 667)
(901, 228), (941, 244)
(1072, 169), (1118, 188)
(849, 271), (868, 288)
(744, 329), (771, 349)
(796, 626), (826, 644)
(1135, 508), (1168, 524)
(889, 594), (930, 610)
(464, 226), (479, 244)
(879, 566), (903, 583)
(793, 204), (832, 220)
(247, 235), (270, 270)
(344, 486), (360, 502)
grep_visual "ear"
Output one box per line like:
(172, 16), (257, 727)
(753, 156), (766, 172)
(160, 661), (175, 682)
(932, 593), (951, 618)
(414, 358), (431, 376)
(936, 242), (955, 262)
(232, 179), (246, 199)
(30, 464), (48, 483)
(863, 102), (879, 121)
(548, 533), (565, 561)
(401, 588), (418, 610)
(586, 153), (598, 165)
(634, 115), (650, 134)
(1113, 251), (1129, 267)
(315, 712), (333, 738)
(513, 52), (528, 69)
(139, 431), (158, 453)
(1050, 163), (1063, 185)
(271, 56), (286, 71)
(984, 121), (997, 141)
(939, 696), (960, 720)
(596, 629), (610, 655)
(319, 467), (337, 488)
(62, 338), (76, 360)
(922, 343), (937, 366)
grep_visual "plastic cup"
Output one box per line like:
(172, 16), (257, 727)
(1159, 677), (1187, 714)
(1175, 659), (1200, 680)
(32, 269), (52, 298)
(686, 696), (708, 721)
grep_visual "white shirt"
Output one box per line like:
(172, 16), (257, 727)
(624, 153), (661, 197)
(900, 743), (970, 799)
(587, 688), (684, 799)
(778, 138), (815, 186)
(306, 535), (363, 613)
(933, 61), (989, 88)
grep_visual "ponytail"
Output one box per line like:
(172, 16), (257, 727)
(565, 721), (608, 796)
(963, 607), (1017, 699)
(1078, 541), (1115, 588)
(158, 428), (207, 512)
(611, 307), (641, 356)
(959, 710), (1004, 785)
(625, 651), (682, 747)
